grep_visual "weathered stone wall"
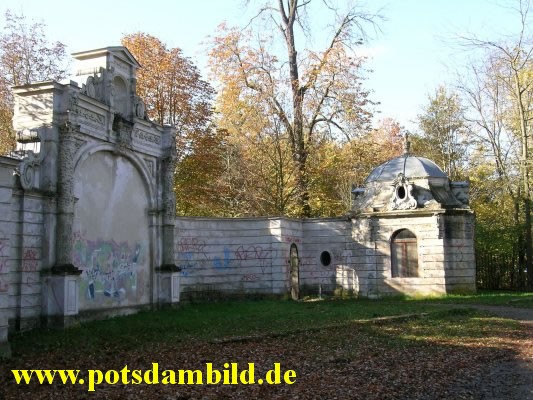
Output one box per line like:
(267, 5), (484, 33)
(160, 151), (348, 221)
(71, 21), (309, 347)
(0, 158), (48, 333)
(442, 213), (476, 292)
(371, 213), (448, 296)
(173, 213), (475, 299)
(12, 192), (46, 330)
(175, 217), (291, 299)
(351, 212), (476, 297)
(299, 219), (353, 295)
(72, 151), (151, 311)
(174, 217), (356, 299)
(0, 157), (18, 356)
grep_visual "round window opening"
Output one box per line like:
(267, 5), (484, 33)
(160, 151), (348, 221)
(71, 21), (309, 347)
(397, 185), (406, 200)
(320, 251), (332, 266)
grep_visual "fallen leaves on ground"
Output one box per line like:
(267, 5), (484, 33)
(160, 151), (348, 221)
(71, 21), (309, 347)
(1, 315), (531, 400)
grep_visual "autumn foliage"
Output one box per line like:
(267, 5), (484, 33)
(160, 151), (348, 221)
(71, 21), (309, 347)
(0, 11), (68, 154)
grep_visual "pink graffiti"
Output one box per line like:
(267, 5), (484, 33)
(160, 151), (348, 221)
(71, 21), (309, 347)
(234, 245), (272, 261)
(241, 274), (260, 282)
(22, 248), (39, 272)
(234, 245), (272, 274)
(177, 237), (208, 259)
(283, 236), (302, 244)
(0, 233), (8, 292)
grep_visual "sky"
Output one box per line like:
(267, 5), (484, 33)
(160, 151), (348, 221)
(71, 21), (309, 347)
(0, 0), (528, 131)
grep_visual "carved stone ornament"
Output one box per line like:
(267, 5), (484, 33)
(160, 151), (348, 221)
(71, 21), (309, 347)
(134, 97), (146, 119)
(19, 150), (42, 190)
(83, 75), (96, 98)
(389, 173), (418, 211)
(112, 114), (133, 154)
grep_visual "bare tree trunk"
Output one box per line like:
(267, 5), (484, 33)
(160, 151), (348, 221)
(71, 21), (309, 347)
(280, 0), (311, 217)
(513, 71), (532, 289)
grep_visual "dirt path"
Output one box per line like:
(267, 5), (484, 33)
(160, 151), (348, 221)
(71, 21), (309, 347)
(467, 304), (533, 325)
(446, 304), (533, 400)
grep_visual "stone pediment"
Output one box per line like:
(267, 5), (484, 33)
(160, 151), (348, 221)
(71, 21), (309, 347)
(72, 46), (140, 75)
(73, 47), (140, 65)
(71, 46), (145, 122)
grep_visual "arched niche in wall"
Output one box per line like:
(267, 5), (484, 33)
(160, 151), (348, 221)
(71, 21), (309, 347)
(113, 75), (128, 117)
(72, 150), (151, 310)
(390, 229), (419, 278)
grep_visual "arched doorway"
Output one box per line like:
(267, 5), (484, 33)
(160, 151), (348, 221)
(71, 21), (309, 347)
(391, 229), (419, 278)
(289, 244), (300, 300)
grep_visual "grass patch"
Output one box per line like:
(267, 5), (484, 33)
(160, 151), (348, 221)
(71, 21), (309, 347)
(409, 290), (533, 307)
(364, 308), (522, 351)
(9, 298), (437, 357)
(8, 292), (529, 359)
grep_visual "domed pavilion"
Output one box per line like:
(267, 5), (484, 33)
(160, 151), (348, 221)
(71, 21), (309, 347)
(349, 137), (475, 297)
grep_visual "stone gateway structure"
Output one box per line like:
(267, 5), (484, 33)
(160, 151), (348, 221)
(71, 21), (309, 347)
(0, 47), (476, 356)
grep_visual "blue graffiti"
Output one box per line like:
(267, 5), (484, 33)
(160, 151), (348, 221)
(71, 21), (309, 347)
(178, 251), (195, 276)
(213, 247), (231, 270)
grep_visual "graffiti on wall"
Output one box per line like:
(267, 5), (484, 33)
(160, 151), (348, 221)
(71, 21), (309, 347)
(21, 248), (41, 289)
(234, 245), (272, 274)
(282, 235), (302, 244)
(22, 248), (39, 272)
(213, 247), (231, 270)
(73, 232), (146, 304)
(0, 232), (7, 292)
(175, 237), (276, 280)
(0, 236), (9, 293)
(176, 237), (209, 276)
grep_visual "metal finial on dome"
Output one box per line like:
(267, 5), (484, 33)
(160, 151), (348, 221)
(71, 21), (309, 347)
(403, 132), (411, 156)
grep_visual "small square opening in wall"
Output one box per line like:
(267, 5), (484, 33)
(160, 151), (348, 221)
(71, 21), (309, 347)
(320, 251), (332, 266)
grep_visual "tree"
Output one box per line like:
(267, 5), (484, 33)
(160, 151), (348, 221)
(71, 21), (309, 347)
(457, 0), (532, 288)
(174, 128), (230, 217)
(209, 1), (378, 217)
(121, 33), (214, 160)
(0, 10), (68, 154)
(121, 33), (218, 219)
(416, 86), (468, 181)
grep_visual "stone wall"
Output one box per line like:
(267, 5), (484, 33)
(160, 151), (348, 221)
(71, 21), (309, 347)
(175, 217), (292, 299)
(352, 211), (476, 297)
(72, 151), (151, 311)
(299, 219), (353, 295)
(12, 192), (46, 330)
(174, 217), (356, 300)
(0, 157), (18, 356)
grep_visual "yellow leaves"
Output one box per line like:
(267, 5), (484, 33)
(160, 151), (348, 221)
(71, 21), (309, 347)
(121, 31), (214, 158)
(122, 32), (218, 215)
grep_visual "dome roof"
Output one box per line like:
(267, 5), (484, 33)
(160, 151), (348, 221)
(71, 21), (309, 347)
(365, 155), (447, 183)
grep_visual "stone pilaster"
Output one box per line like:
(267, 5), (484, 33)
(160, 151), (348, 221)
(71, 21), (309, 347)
(46, 122), (82, 326)
(161, 130), (178, 268)
(55, 122), (79, 271)
(157, 128), (180, 305)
